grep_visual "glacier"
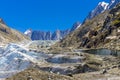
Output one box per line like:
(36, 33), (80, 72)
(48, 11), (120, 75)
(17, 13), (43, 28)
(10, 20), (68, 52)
(0, 43), (49, 78)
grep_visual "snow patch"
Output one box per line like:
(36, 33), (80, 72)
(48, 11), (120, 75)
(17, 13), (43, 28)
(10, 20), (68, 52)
(98, 1), (109, 10)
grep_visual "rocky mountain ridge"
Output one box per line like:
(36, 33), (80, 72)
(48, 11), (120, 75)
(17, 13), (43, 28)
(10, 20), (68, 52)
(86, 1), (109, 20)
(53, 2), (120, 50)
(0, 18), (29, 46)
(86, 0), (120, 20)
(24, 22), (81, 40)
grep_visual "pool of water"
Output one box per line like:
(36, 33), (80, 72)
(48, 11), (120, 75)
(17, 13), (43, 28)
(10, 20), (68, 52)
(78, 48), (120, 56)
(46, 54), (83, 64)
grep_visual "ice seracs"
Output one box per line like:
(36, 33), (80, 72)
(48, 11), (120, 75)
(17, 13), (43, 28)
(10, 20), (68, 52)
(0, 43), (48, 78)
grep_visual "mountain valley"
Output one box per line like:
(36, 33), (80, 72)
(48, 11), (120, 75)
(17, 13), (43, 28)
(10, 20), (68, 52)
(0, 0), (120, 80)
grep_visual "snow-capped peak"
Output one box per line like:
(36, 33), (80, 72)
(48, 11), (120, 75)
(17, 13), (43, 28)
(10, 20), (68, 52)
(24, 29), (32, 37)
(86, 1), (109, 20)
(98, 1), (109, 10)
(111, 0), (115, 3)
(24, 29), (32, 35)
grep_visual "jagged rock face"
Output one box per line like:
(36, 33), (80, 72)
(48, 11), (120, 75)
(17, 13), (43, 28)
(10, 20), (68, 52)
(52, 30), (62, 40)
(31, 31), (46, 40)
(0, 18), (5, 24)
(24, 22), (81, 40)
(60, 29), (70, 38)
(70, 22), (81, 32)
(45, 31), (52, 40)
(86, 0), (120, 20)
(51, 29), (71, 40)
(55, 3), (120, 50)
(108, 0), (120, 9)
(30, 30), (65, 40)
(86, 1), (109, 20)
(0, 19), (29, 46)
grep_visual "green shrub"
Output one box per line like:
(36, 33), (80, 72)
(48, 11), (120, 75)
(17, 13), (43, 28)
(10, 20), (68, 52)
(112, 19), (120, 26)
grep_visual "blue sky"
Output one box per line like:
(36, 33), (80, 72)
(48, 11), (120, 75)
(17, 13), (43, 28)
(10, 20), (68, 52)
(0, 0), (109, 32)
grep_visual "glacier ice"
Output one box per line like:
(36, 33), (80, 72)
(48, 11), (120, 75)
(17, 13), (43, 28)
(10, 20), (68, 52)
(0, 43), (48, 78)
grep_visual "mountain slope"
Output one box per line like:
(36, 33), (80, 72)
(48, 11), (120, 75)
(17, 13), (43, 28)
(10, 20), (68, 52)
(86, 1), (109, 20)
(70, 22), (81, 32)
(86, 0), (120, 20)
(108, 0), (120, 9)
(53, 3), (120, 50)
(0, 19), (30, 45)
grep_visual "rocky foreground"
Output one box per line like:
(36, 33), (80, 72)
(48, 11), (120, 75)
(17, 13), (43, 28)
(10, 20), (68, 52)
(6, 67), (120, 80)
(4, 42), (120, 80)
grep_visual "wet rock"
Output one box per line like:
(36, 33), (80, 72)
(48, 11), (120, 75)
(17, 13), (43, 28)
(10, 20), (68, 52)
(106, 67), (111, 70)
(67, 73), (73, 77)
(102, 69), (107, 74)
(73, 63), (100, 74)
(46, 54), (82, 64)
(111, 65), (118, 69)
